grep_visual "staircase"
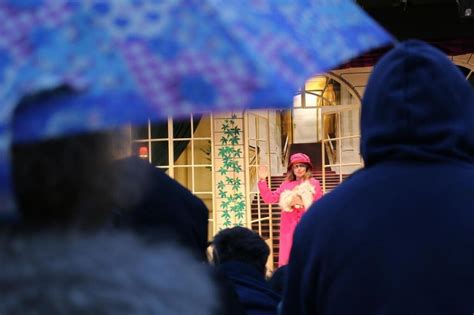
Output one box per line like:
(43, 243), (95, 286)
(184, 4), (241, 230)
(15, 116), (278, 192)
(251, 169), (349, 269)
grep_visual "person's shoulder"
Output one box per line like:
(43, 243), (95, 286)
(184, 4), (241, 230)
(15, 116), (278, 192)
(303, 169), (369, 220)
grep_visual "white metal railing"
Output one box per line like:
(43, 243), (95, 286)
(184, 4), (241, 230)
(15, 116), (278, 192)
(244, 110), (275, 269)
(320, 105), (363, 193)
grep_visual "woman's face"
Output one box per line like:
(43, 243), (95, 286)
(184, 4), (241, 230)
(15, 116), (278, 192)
(292, 163), (308, 179)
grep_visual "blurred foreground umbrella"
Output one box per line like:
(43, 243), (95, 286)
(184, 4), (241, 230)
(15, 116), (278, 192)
(0, 0), (393, 211)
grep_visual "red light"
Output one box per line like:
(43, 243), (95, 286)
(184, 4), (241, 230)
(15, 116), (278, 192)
(139, 146), (148, 159)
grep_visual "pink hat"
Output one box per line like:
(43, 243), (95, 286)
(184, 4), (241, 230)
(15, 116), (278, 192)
(288, 153), (312, 170)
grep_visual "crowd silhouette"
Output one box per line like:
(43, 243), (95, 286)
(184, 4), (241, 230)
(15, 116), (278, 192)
(0, 40), (473, 315)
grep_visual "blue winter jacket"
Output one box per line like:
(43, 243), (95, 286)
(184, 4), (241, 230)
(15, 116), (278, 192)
(282, 40), (474, 315)
(218, 261), (281, 315)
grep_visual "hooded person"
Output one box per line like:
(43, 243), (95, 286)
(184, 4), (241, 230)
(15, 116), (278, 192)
(3, 87), (224, 314)
(9, 86), (121, 231)
(111, 149), (247, 315)
(257, 153), (322, 266)
(111, 156), (210, 262)
(281, 40), (474, 315)
(7, 86), (208, 261)
(211, 226), (281, 315)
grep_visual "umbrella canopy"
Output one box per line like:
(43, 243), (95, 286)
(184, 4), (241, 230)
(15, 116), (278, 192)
(0, 0), (393, 212)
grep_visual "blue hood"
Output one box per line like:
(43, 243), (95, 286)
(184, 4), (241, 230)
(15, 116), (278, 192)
(361, 40), (474, 166)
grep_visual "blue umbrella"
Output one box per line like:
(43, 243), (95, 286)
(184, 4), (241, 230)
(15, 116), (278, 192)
(0, 0), (393, 212)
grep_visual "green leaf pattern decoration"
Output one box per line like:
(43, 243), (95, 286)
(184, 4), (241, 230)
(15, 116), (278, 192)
(217, 114), (245, 227)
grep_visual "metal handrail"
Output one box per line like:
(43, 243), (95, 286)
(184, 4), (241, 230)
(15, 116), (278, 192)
(325, 133), (337, 164)
(321, 107), (362, 193)
(282, 135), (291, 167)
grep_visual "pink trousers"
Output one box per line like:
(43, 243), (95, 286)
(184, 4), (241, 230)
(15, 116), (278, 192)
(278, 208), (305, 266)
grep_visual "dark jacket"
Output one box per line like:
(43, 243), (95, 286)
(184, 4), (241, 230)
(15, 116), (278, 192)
(113, 157), (209, 261)
(218, 261), (281, 315)
(282, 40), (474, 315)
(268, 265), (288, 295)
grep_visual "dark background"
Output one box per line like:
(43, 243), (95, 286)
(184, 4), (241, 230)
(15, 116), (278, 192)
(346, 0), (474, 66)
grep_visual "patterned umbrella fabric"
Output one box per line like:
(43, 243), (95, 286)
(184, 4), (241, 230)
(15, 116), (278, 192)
(0, 0), (393, 212)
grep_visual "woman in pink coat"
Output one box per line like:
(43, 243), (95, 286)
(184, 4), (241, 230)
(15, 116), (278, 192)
(258, 153), (322, 266)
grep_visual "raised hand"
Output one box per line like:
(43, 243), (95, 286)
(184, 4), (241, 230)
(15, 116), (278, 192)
(258, 165), (269, 180)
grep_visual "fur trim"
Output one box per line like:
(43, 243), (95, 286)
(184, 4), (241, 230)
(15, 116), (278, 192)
(295, 181), (315, 209)
(295, 181), (316, 209)
(278, 181), (316, 211)
(279, 190), (295, 212)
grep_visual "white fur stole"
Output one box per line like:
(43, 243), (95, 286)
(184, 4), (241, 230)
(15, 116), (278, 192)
(278, 181), (315, 212)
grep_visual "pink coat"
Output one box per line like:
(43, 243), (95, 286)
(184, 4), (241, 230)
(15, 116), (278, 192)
(258, 178), (322, 266)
